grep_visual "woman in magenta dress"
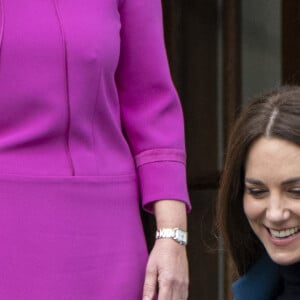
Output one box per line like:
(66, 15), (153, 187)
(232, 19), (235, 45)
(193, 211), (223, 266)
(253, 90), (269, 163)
(0, 0), (190, 299)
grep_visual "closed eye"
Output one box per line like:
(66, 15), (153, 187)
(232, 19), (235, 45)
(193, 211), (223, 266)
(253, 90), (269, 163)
(287, 188), (300, 197)
(245, 186), (268, 198)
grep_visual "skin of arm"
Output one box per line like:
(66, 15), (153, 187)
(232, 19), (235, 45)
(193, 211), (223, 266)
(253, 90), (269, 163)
(143, 200), (189, 300)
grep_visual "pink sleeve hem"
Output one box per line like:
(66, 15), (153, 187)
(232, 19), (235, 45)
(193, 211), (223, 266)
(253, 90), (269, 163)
(137, 160), (191, 213)
(135, 148), (186, 167)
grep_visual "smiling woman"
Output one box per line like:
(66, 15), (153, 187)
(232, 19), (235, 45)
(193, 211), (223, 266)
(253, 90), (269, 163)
(244, 137), (300, 266)
(217, 86), (300, 300)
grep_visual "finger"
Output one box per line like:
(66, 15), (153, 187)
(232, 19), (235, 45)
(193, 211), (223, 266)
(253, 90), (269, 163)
(158, 287), (173, 300)
(159, 276), (188, 300)
(170, 282), (188, 300)
(171, 278), (189, 300)
(157, 277), (173, 300)
(143, 267), (158, 300)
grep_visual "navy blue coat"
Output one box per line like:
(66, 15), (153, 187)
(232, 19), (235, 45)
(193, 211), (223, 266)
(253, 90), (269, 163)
(232, 254), (282, 300)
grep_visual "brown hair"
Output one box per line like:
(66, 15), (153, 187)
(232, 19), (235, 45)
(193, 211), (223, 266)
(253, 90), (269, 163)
(217, 85), (300, 276)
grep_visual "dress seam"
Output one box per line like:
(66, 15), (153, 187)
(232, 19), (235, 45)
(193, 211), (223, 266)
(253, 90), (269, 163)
(53, 0), (75, 176)
(91, 69), (103, 176)
(0, 0), (4, 61)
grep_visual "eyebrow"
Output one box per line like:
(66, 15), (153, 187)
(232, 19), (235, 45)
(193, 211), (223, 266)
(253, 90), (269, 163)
(245, 177), (300, 185)
(282, 177), (300, 185)
(245, 178), (265, 185)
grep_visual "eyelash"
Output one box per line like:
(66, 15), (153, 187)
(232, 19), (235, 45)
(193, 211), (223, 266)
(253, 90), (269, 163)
(245, 187), (300, 198)
(288, 188), (300, 196)
(245, 188), (268, 197)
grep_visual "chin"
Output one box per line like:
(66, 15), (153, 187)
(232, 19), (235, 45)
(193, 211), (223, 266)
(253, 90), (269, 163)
(268, 251), (300, 266)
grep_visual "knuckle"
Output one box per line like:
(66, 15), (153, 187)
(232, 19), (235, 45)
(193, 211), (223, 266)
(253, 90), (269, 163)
(160, 275), (189, 290)
(143, 282), (156, 297)
(143, 280), (155, 289)
(145, 268), (156, 278)
(180, 277), (189, 287)
(159, 274), (176, 288)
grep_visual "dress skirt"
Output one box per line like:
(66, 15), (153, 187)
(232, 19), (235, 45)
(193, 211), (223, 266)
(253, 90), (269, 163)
(0, 174), (148, 299)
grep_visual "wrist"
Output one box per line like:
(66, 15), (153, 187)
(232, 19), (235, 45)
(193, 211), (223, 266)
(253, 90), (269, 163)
(153, 200), (187, 230)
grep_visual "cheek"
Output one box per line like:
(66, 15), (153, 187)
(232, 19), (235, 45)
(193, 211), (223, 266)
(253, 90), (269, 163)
(291, 207), (300, 220)
(243, 195), (262, 220)
(291, 203), (300, 218)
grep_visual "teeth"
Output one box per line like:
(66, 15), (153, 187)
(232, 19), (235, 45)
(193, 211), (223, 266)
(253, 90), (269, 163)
(269, 227), (300, 238)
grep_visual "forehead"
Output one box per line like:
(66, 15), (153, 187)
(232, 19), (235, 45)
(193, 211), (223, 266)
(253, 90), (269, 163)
(245, 137), (300, 179)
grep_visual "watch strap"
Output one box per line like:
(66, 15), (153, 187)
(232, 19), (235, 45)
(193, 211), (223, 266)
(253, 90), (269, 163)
(155, 228), (188, 245)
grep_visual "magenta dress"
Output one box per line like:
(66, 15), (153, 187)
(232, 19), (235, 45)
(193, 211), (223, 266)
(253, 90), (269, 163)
(0, 0), (190, 298)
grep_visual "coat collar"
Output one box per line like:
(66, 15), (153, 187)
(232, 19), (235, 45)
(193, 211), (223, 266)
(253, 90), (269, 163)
(232, 254), (282, 300)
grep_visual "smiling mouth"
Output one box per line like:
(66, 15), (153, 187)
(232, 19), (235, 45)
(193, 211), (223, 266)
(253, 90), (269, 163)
(267, 227), (300, 239)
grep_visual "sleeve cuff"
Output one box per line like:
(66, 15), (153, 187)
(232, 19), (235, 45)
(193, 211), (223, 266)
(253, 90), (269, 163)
(136, 160), (191, 213)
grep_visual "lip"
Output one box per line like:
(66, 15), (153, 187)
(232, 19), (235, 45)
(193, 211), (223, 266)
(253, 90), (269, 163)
(265, 226), (300, 247)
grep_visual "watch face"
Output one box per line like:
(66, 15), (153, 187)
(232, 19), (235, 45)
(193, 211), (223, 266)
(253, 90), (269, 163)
(174, 229), (188, 245)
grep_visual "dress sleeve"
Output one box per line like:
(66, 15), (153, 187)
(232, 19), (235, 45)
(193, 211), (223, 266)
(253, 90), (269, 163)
(116, 0), (191, 212)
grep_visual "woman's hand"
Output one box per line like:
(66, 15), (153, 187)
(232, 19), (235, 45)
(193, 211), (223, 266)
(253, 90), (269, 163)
(142, 200), (189, 300)
(143, 238), (189, 300)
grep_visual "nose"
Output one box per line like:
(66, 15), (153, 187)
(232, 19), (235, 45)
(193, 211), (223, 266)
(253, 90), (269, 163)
(265, 196), (290, 222)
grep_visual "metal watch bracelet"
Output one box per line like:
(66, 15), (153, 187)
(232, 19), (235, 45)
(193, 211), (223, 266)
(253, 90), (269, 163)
(155, 228), (188, 245)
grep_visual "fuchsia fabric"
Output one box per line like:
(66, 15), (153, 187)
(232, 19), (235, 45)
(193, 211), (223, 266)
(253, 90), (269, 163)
(0, 0), (190, 298)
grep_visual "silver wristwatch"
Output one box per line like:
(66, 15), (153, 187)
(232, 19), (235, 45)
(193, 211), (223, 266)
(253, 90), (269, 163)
(155, 228), (188, 245)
